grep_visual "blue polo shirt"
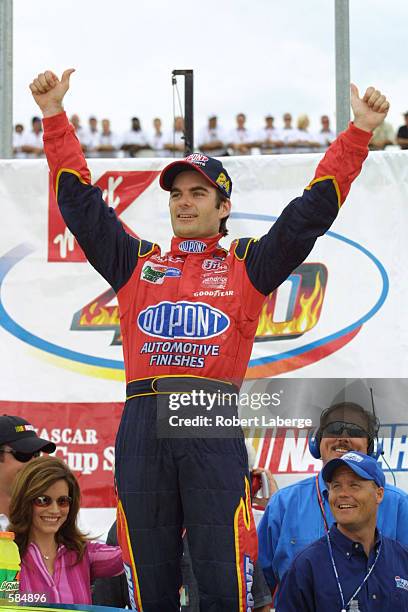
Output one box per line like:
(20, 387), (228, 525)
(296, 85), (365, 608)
(258, 472), (408, 594)
(276, 525), (408, 611)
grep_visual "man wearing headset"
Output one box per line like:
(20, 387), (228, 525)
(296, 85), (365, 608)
(276, 451), (408, 612)
(257, 402), (408, 601)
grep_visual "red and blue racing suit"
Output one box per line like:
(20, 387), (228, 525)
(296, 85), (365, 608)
(43, 112), (371, 612)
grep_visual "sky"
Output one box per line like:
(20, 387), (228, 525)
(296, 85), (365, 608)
(12, 0), (408, 138)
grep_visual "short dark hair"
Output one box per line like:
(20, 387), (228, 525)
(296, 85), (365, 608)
(215, 191), (229, 236)
(319, 402), (380, 454)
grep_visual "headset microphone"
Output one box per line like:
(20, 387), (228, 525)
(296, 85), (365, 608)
(370, 387), (396, 486)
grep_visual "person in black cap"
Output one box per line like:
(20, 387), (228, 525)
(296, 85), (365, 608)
(0, 415), (55, 530)
(277, 452), (408, 612)
(29, 66), (389, 612)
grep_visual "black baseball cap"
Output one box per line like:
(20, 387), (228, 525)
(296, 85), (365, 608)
(160, 153), (232, 199)
(0, 415), (55, 454)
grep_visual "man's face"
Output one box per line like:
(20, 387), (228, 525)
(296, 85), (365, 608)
(209, 117), (217, 129)
(89, 118), (97, 131)
(174, 117), (184, 132)
(328, 465), (384, 530)
(0, 446), (37, 496)
(70, 114), (80, 129)
(283, 113), (292, 127)
(321, 115), (330, 129)
(319, 423), (369, 465)
(153, 118), (161, 131)
(102, 119), (110, 134)
(32, 119), (42, 134)
(169, 170), (230, 238)
(132, 118), (140, 131)
(266, 117), (274, 128)
(236, 114), (246, 128)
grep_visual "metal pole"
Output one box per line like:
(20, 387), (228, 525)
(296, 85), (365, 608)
(172, 69), (194, 155)
(335, 0), (350, 135)
(0, 0), (13, 158)
(184, 70), (194, 155)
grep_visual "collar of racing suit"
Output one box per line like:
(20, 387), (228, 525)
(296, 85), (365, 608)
(170, 233), (227, 257)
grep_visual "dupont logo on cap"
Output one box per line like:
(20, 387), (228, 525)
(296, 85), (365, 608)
(159, 155), (232, 199)
(185, 153), (209, 167)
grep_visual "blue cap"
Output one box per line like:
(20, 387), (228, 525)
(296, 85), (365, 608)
(322, 451), (385, 488)
(160, 153), (232, 199)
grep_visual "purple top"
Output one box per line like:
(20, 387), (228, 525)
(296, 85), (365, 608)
(20, 541), (124, 604)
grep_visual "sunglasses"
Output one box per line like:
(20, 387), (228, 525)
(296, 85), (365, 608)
(33, 495), (72, 508)
(0, 449), (40, 463)
(322, 422), (368, 439)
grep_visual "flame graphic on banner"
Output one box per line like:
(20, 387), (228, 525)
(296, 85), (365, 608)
(256, 272), (323, 337)
(79, 301), (120, 326)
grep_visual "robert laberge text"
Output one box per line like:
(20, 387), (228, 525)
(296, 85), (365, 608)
(168, 415), (312, 428)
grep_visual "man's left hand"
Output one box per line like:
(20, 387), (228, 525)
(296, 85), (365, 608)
(351, 83), (390, 133)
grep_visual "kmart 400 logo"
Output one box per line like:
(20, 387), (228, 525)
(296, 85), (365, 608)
(49, 170), (327, 344)
(24, 167), (385, 378)
(70, 262), (327, 345)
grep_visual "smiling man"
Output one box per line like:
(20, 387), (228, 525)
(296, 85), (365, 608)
(258, 402), (408, 602)
(167, 168), (231, 238)
(277, 452), (408, 611)
(29, 67), (390, 612)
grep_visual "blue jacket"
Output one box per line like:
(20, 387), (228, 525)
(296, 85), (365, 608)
(276, 524), (408, 611)
(258, 471), (408, 594)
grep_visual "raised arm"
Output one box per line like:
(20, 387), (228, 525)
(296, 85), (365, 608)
(29, 69), (148, 292)
(240, 84), (390, 297)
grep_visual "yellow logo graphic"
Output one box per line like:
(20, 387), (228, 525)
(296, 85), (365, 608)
(216, 172), (230, 194)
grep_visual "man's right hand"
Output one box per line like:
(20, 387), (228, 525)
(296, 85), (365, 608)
(29, 69), (75, 117)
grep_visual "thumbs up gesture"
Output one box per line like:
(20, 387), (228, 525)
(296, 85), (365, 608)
(350, 83), (390, 133)
(29, 69), (76, 117)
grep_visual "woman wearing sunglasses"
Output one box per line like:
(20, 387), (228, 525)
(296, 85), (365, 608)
(7, 456), (124, 605)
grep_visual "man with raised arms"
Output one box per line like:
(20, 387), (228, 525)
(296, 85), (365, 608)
(30, 67), (389, 612)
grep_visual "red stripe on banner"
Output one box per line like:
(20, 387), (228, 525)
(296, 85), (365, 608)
(257, 427), (274, 468)
(247, 326), (362, 378)
(0, 400), (123, 508)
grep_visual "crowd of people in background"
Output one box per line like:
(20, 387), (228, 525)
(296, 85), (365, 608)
(3, 397), (408, 611)
(12, 111), (408, 159)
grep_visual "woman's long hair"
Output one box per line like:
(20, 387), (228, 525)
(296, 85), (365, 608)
(8, 456), (88, 560)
